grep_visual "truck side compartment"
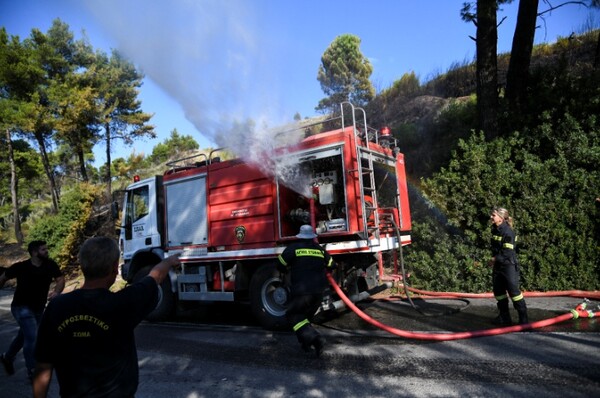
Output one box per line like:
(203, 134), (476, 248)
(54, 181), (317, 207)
(208, 162), (276, 248)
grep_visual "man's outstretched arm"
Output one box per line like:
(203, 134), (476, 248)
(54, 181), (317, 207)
(148, 254), (181, 284)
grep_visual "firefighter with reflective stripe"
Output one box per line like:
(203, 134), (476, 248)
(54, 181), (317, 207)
(489, 207), (528, 325)
(277, 225), (334, 357)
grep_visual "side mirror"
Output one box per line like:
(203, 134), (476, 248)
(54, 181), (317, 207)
(111, 201), (119, 220)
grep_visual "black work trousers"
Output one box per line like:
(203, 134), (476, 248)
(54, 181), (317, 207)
(493, 262), (528, 322)
(492, 262), (522, 299)
(286, 293), (322, 346)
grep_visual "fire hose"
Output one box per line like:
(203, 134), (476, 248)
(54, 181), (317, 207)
(326, 272), (599, 341)
(309, 198), (599, 340)
(396, 286), (600, 300)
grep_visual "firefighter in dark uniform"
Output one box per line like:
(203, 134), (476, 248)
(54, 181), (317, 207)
(489, 207), (529, 325)
(278, 225), (334, 357)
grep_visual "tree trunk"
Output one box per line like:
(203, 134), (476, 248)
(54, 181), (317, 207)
(476, 0), (499, 139)
(77, 148), (88, 182)
(594, 30), (600, 70)
(34, 131), (60, 213)
(506, 0), (539, 113)
(105, 123), (112, 201)
(6, 128), (23, 244)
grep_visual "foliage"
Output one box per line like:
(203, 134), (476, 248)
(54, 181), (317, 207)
(0, 138), (45, 240)
(0, 20), (154, 214)
(422, 60), (477, 98)
(409, 112), (599, 291)
(26, 183), (101, 270)
(384, 72), (421, 99)
(393, 123), (420, 149)
(390, 95), (478, 179)
(404, 215), (490, 292)
(316, 34), (375, 113)
(403, 29), (600, 292)
(425, 96), (478, 172)
(148, 129), (199, 164)
(104, 152), (148, 192)
(92, 48), (155, 192)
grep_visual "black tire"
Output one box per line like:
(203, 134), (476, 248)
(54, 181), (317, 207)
(249, 263), (289, 330)
(132, 265), (175, 322)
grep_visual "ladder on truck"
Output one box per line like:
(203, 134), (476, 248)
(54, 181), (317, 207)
(340, 102), (383, 244)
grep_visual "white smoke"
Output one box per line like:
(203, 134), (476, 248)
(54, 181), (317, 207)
(216, 119), (315, 197)
(84, 0), (300, 167)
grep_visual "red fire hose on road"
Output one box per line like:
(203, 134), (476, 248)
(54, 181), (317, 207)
(326, 273), (600, 341)
(398, 286), (600, 300)
(310, 196), (599, 340)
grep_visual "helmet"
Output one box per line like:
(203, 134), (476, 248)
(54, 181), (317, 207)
(296, 224), (317, 239)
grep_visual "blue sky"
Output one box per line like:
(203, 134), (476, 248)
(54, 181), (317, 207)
(1, 0), (597, 165)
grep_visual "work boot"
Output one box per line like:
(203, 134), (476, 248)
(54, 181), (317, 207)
(312, 335), (325, 358)
(301, 342), (312, 353)
(517, 312), (529, 325)
(1, 353), (15, 376)
(296, 323), (318, 353)
(491, 312), (513, 326)
(514, 300), (529, 325)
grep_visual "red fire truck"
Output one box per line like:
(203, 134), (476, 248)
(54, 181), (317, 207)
(117, 102), (411, 329)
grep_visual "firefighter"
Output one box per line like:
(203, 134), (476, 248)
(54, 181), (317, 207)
(488, 207), (529, 325)
(277, 225), (334, 357)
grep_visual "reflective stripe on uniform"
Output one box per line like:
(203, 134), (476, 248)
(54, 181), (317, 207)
(511, 293), (524, 302)
(492, 235), (502, 241)
(495, 294), (508, 301)
(293, 319), (310, 332)
(503, 243), (514, 249)
(277, 254), (287, 266)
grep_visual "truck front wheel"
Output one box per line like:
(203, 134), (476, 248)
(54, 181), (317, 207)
(133, 266), (175, 322)
(249, 263), (289, 330)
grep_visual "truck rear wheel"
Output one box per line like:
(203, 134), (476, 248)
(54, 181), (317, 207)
(249, 263), (288, 330)
(133, 266), (175, 322)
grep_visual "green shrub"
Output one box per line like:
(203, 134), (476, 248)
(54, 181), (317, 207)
(388, 72), (421, 99)
(27, 183), (101, 270)
(404, 216), (490, 292)
(408, 116), (599, 292)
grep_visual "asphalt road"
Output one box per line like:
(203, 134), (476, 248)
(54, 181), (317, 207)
(1, 288), (600, 397)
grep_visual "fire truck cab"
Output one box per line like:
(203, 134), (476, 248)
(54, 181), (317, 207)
(117, 103), (411, 330)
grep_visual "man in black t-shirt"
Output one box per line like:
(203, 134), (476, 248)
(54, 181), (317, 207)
(32, 236), (180, 398)
(0, 240), (64, 380)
